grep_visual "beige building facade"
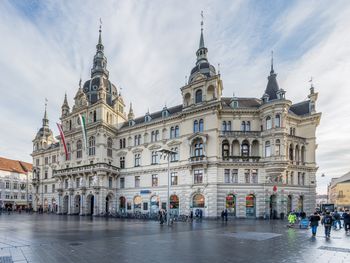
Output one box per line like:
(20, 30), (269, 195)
(328, 172), (350, 210)
(31, 25), (321, 218)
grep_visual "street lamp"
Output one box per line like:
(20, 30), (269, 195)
(157, 148), (177, 226)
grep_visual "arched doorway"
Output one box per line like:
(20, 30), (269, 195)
(119, 196), (126, 213)
(134, 196), (142, 213)
(192, 194), (205, 218)
(287, 195), (292, 213)
(270, 195), (277, 219)
(226, 194), (236, 216)
(105, 193), (115, 215)
(297, 196), (304, 212)
(62, 195), (69, 214)
(87, 195), (94, 215)
(150, 195), (160, 215)
(74, 195), (81, 215)
(246, 194), (256, 218)
(44, 198), (48, 212)
(170, 195), (179, 216)
(52, 198), (57, 213)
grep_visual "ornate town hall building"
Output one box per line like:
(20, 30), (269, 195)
(32, 24), (321, 218)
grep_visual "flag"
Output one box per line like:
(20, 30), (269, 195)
(79, 114), (88, 155)
(56, 123), (68, 160)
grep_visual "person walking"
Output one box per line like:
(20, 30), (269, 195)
(309, 212), (321, 237)
(322, 211), (334, 238)
(224, 209), (228, 222)
(221, 210), (225, 221)
(189, 210), (193, 222)
(333, 210), (341, 230)
(343, 210), (350, 234)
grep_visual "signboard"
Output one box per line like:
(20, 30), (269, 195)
(140, 190), (151, 195)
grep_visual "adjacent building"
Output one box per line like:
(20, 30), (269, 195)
(32, 23), (321, 218)
(0, 156), (33, 210)
(328, 172), (350, 210)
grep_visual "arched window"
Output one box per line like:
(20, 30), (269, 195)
(66, 143), (71, 160)
(265, 141), (271, 157)
(301, 146), (306, 164)
(107, 137), (113, 157)
(266, 116), (272, 130)
(275, 139), (280, 156)
(88, 136), (95, 156)
(194, 138), (204, 157)
(246, 121), (251, 131)
(76, 140), (82, 159)
(289, 144), (294, 161)
(241, 141), (249, 157)
(195, 89), (203, 103)
(241, 121), (246, 131)
(199, 119), (204, 132)
(193, 120), (198, 133)
(175, 125), (179, 138)
(227, 121), (232, 131)
(192, 194), (205, 207)
(275, 114), (281, 128)
(222, 140), (230, 160)
(170, 127), (175, 139)
(93, 110), (97, 122)
(222, 121), (227, 131)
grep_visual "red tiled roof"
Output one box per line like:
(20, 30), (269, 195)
(0, 157), (33, 174)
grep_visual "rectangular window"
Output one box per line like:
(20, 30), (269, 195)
(232, 169), (238, 183)
(52, 184), (55, 193)
(194, 170), (203, 184)
(244, 169), (250, 183)
(224, 169), (231, 183)
(151, 151), (159, 164)
(65, 179), (69, 189)
(298, 172), (301, 185)
(44, 170), (48, 179)
(251, 169), (258, 183)
(135, 176), (140, 188)
(36, 159), (40, 166)
(14, 194), (18, 199)
(89, 177), (93, 187)
(170, 147), (179, 162)
(5, 181), (10, 189)
(127, 202), (131, 210)
(13, 182), (18, 189)
(120, 157), (125, 169)
(152, 174), (158, 187)
(161, 202), (167, 210)
(134, 154), (141, 167)
(120, 178), (125, 189)
(52, 155), (56, 163)
(76, 178), (80, 188)
(21, 194), (25, 200)
(45, 157), (49, 165)
(143, 202), (148, 211)
(171, 172), (178, 186)
(109, 177), (113, 188)
(44, 185), (47, 193)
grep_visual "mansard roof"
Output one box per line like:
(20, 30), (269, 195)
(120, 104), (183, 129)
(289, 100), (310, 116)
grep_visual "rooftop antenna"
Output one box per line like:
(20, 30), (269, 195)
(201, 10), (204, 31)
(270, 50), (274, 74)
(218, 63), (221, 74)
(185, 75), (187, 85)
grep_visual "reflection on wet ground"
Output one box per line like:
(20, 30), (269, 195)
(0, 214), (349, 263)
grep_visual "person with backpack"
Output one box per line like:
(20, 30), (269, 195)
(321, 210), (334, 238)
(309, 212), (321, 237)
(333, 210), (341, 229)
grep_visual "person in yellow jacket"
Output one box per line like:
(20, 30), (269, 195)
(288, 212), (297, 227)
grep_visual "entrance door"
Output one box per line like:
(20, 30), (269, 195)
(106, 196), (109, 214)
(270, 195), (277, 219)
(246, 195), (256, 218)
(90, 195), (94, 215)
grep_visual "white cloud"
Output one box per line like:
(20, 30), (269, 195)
(0, 0), (349, 194)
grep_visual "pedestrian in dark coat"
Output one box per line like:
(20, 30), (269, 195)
(309, 212), (321, 236)
(321, 211), (334, 238)
(221, 210), (224, 221)
(224, 209), (228, 222)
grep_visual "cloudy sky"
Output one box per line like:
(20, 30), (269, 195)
(0, 0), (349, 194)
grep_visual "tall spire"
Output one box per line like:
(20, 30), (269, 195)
(196, 11), (208, 65)
(42, 98), (49, 127)
(128, 102), (134, 120)
(270, 50), (274, 74)
(91, 19), (109, 78)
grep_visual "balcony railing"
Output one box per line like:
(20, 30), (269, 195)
(53, 162), (119, 177)
(220, 130), (261, 137)
(189, 155), (207, 163)
(222, 156), (261, 163)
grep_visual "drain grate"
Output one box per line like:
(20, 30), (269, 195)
(0, 257), (13, 263)
(318, 246), (350, 253)
(69, 242), (83, 246)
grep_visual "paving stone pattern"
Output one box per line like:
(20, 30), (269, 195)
(0, 214), (349, 263)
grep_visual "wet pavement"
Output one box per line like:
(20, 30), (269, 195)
(0, 214), (349, 263)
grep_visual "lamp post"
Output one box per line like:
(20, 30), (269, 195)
(157, 148), (177, 226)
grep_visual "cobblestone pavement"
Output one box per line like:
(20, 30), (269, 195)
(0, 213), (349, 263)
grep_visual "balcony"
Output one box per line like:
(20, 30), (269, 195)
(222, 156), (261, 163)
(189, 155), (208, 166)
(287, 134), (307, 143)
(53, 162), (119, 177)
(220, 130), (261, 137)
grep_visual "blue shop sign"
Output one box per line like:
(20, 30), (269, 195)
(140, 190), (151, 195)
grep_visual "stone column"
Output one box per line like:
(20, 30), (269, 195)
(57, 191), (63, 214)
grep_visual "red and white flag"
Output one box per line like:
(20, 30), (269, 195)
(56, 123), (68, 160)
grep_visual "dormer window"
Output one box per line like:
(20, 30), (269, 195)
(162, 108), (169, 118)
(145, 114), (151, 122)
(129, 120), (135, 126)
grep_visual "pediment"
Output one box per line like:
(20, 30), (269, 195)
(167, 140), (182, 147)
(132, 147), (143, 153)
(148, 144), (162, 150)
(117, 150), (128, 157)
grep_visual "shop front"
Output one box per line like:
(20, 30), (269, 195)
(170, 195), (179, 216)
(246, 194), (256, 218)
(226, 194), (236, 216)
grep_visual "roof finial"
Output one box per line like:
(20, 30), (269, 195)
(98, 18), (102, 45)
(309, 76), (315, 94)
(201, 10), (204, 31)
(199, 11), (205, 49)
(45, 97), (48, 112)
(79, 77), (82, 88)
(218, 63), (221, 74)
(270, 50), (274, 74)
